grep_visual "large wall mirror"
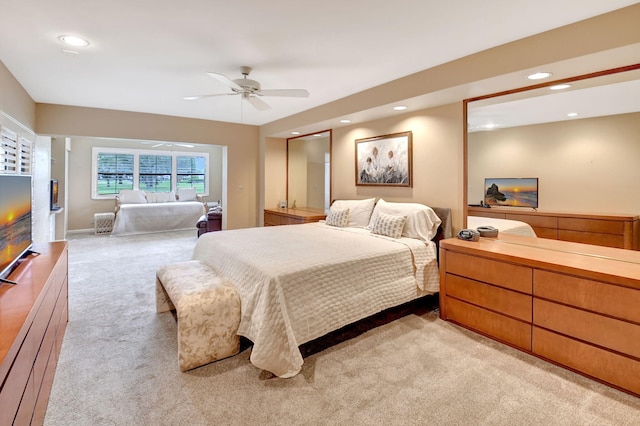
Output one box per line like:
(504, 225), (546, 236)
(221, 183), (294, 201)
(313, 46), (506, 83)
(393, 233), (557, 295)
(465, 64), (640, 226)
(287, 130), (332, 210)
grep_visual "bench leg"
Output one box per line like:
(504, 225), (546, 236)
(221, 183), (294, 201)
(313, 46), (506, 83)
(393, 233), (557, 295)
(156, 277), (174, 313)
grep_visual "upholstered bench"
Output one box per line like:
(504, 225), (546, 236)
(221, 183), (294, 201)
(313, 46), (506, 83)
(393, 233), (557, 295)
(156, 260), (241, 371)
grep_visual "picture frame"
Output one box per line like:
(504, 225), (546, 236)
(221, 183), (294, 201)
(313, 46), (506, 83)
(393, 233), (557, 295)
(355, 131), (412, 187)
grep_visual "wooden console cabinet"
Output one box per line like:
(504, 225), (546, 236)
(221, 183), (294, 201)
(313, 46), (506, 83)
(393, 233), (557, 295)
(264, 207), (326, 226)
(440, 235), (640, 397)
(467, 207), (639, 250)
(0, 242), (69, 425)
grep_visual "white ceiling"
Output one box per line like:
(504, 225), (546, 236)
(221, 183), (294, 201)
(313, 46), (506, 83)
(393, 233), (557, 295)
(0, 1), (638, 128)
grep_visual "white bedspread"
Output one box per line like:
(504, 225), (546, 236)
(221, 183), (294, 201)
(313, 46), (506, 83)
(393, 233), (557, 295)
(112, 201), (205, 236)
(192, 222), (439, 377)
(468, 215), (537, 237)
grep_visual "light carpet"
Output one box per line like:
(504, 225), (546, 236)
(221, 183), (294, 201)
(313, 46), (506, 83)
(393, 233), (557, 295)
(44, 230), (640, 425)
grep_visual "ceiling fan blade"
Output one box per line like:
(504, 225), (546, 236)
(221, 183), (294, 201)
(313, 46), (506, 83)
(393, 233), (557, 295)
(259, 89), (309, 98)
(206, 72), (243, 91)
(184, 93), (237, 100)
(246, 95), (271, 111)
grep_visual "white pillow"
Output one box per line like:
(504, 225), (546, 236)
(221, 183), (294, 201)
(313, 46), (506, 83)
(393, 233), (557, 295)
(118, 189), (147, 204)
(325, 208), (350, 227)
(177, 188), (197, 202)
(371, 212), (407, 239)
(155, 191), (176, 203)
(368, 199), (442, 241)
(330, 198), (376, 227)
(145, 192), (158, 203)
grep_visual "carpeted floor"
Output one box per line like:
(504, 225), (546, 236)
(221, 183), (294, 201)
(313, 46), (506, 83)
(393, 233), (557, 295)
(44, 230), (640, 425)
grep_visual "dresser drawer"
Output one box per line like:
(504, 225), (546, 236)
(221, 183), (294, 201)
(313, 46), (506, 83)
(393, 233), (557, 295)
(279, 215), (303, 225)
(533, 327), (640, 396)
(445, 251), (532, 294)
(506, 213), (557, 229)
(534, 270), (640, 324)
(446, 274), (532, 322)
(531, 227), (557, 239)
(264, 212), (281, 226)
(557, 230), (624, 248)
(533, 299), (640, 359)
(446, 298), (531, 350)
(558, 217), (624, 234)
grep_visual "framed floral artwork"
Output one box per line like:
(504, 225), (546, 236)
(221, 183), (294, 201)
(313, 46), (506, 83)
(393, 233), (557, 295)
(355, 131), (412, 187)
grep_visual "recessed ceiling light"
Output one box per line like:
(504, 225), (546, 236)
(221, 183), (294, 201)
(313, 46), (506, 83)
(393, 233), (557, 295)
(313, 134), (323, 137)
(528, 72), (552, 80)
(550, 84), (571, 90)
(340, 119), (351, 124)
(567, 112), (579, 117)
(183, 96), (198, 101)
(291, 131), (300, 135)
(58, 35), (90, 47)
(393, 105), (407, 111)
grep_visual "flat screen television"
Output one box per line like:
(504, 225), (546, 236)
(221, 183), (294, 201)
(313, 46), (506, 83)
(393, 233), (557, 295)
(0, 174), (33, 282)
(484, 177), (539, 208)
(50, 179), (60, 211)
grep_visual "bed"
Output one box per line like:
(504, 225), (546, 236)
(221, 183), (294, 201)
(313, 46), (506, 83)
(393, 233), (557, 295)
(467, 215), (537, 237)
(111, 189), (206, 236)
(191, 199), (450, 377)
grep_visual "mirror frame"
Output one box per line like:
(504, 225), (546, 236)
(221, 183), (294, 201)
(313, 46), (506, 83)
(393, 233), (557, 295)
(463, 63), (640, 227)
(286, 129), (332, 209)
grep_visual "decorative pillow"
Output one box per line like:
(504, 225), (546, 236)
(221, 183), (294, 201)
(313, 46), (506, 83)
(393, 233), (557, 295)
(330, 198), (376, 227)
(118, 189), (147, 204)
(177, 187), (197, 202)
(368, 199), (442, 241)
(371, 212), (407, 239)
(325, 208), (350, 227)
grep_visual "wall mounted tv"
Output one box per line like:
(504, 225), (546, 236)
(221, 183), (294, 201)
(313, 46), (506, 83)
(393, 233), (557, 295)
(0, 174), (33, 282)
(484, 177), (538, 208)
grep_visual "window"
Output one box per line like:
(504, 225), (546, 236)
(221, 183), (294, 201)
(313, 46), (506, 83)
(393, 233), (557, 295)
(92, 147), (209, 199)
(139, 154), (172, 192)
(177, 155), (206, 193)
(97, 153), (134, 195)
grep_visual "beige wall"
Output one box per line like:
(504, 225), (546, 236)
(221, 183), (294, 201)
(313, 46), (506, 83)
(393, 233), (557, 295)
(330, 103), (464, 230)
(260, 4), (640, 231)
(35, 104), (259, 230)
(0, 61), (35, 129)
(468, 112), (640, 215)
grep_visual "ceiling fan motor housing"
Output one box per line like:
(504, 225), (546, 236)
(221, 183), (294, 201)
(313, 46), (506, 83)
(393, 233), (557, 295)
(233, 78), (261, 93)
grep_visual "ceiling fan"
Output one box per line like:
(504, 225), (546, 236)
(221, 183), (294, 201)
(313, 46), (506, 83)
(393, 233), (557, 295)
(185, 66), (309, 111)
(141, 141), (195, 148)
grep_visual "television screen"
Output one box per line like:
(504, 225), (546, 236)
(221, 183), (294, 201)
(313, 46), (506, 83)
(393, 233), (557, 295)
(484, 177), (538, 208)
(51, 179), (60, 211)
(0, 174), (33, 280)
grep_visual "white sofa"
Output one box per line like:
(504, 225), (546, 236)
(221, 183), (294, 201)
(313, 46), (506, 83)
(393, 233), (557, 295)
(112, 188), (206, 236)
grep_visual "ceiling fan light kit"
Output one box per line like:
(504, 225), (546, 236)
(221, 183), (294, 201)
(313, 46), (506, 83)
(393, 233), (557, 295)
(187, 66), (309, 111)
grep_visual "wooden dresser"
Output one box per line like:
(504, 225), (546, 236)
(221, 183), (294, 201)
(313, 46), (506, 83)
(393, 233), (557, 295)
(439, 235), (640, 397)
(467, 207), (640, 250)
(264, 207), (327, 226)
(0, 242), (69, 426)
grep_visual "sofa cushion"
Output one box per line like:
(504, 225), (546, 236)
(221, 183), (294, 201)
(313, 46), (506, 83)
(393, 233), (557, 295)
(147, 191), (176, 203)
(177, 187), (197, 202)
(119, 189), (147, 204)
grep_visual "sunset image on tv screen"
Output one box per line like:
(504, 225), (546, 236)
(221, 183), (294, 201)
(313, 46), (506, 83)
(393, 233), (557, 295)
(0, 175), (32, 271)
(484, 178), (538, 208)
